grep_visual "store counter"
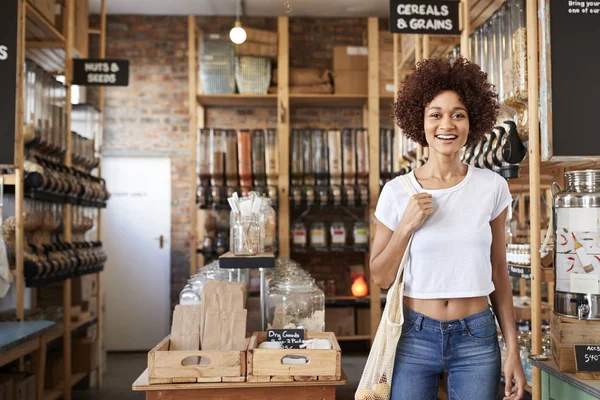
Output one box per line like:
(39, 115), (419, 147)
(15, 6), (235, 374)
(133, 368), (347, 400)
(531, 358), (600, 400)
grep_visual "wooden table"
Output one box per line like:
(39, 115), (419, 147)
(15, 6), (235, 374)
(132, 368), (347, 400)
(0, 321), (55, 400)
(531, 358), (600, 400)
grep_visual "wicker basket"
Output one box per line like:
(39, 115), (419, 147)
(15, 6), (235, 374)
(234, 56), (272, 95)
(200, 34), (236, 94)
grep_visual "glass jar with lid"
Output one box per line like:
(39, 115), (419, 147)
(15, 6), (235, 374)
(268, 275), (325, 331)
(510, 0), (527, 101)
(330, 222), (346, 248)
(291, 221), (307, 248)
(353, 221), (369, 247)
(260, 198), (277, 252)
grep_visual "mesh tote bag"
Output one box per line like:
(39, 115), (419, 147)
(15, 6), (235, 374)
(355, 175), (417, 400)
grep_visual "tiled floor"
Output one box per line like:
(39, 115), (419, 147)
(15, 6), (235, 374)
(72, 349), (368, 400)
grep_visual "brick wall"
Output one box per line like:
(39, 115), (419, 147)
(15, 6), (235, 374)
(99, 15), (395, 305)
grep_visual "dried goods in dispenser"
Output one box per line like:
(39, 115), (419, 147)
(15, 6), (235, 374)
(491, 11), (504, 101)
(342, 128), (356, 186)
(225, 129), (238, 187)
(209, 129), (226, 187)
(197, 128), (211, 186)
(501, 2), (514, 101)
(313, 129), (329, 186)
(353, 221), (369, 247)
(303, 130), (315, 186)
(237, 129), (253, 189)
(327, 129), (342, 186)
(251, 129), (267, 187)
(292, 221), (307, 248)
(264, 129), (279, 186)
(290, 129), (304, 186)
(356, 128), (369, 186)
(330, 222), (346, 247)
(310, 222), (327, 248)
(380, 128), (393, 186)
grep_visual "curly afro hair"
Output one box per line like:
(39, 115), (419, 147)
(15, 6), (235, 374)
(394, 57), (498, 147)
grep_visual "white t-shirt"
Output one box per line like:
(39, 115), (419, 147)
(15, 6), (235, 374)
(374, 165), (512, 299)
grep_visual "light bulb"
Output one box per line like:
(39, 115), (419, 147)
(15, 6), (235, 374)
(230, 21), (246, 44)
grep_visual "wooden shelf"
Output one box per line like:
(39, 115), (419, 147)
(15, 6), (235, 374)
(336, 335), (370, 341)
(44, 386), (63, 400)
(289, 94), (367, 108)
(1, 174), (16, 186)
(25, 1), (67, 74)
(70, 372), (88, 388)
(508, 264), (554, 283)
(197, 94), (277, 107)
(45, 315), (97, 343)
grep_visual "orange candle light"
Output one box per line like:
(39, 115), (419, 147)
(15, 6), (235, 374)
(351, 275), (369, 297)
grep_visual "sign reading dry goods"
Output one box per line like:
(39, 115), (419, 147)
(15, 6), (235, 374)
(389, 0), (461, 34)
(72, 59), (129, 86)
(0, 0), (18, 165)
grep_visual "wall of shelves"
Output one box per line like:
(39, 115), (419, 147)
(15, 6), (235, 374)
(0, 0), (106, 398)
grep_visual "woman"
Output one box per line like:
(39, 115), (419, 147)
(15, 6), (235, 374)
(371, 57), (526, 400)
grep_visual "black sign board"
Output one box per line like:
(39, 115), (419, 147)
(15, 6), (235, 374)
(72, 59), (129, 86)
(508, 265), (531, 280)
(389, 0), (461, 35)
(548, 0), (600, 157)
(574, 345), (600, 372)
(266, 329), (305, 349)
(0, 0), (18, 165)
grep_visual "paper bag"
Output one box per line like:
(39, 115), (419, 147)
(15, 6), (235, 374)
(200, 281), (246, 346)
(201, 309), (247, 351)
(170, 305), (202, 351)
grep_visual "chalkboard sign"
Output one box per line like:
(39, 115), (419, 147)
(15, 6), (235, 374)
(0, 0), (18, 165)
(389, 0), (461, 35)
(574, 345), (600, 372)
(508, 265), (531, 280)
(546, 0), (600, 157)
(266, 329), (305, 349)
(72, 59), (129, 86)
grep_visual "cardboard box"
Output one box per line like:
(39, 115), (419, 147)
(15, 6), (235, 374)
(0, 375), (14, 400)
(356, 308), (371, 336)
(72, 338), (98, 374)
(244, 27), (277, 45)
(334, 70), (368, 95)
(236, 41), (277, 59)
(379, 31), (394, 50)
(325, 307), (355, 337)
(333, 46), (368, 72)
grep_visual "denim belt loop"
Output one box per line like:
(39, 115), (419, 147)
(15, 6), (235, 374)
(414, 314), (424, 331)
(459, 318), (468, 335)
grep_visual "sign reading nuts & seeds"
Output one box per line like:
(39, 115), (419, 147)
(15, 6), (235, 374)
(72, 59), (129, 86)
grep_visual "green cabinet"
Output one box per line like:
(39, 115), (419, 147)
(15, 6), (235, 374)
(542, 371), (600, 400)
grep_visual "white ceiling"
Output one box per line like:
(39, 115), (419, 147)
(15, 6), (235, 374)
(88, 0), (389, 17)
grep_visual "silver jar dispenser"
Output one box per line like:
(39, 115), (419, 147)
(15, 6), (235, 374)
(553, 170), (600, 320)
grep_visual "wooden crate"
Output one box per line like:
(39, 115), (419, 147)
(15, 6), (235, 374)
(148, 336), (247, 384)
(551, 312), (600, 373)
(325, 307), (355, 337)
(247, 332), (341, 382)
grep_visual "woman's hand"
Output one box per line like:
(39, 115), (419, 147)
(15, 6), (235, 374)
(399, 193), (434, 233)
(503, 352), (526, 400)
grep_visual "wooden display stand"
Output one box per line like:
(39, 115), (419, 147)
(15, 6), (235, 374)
(2, 1), (107, 398)
(247, 332), (341, 382)
(148, 336), (247, 384)
(133, 368), (347, 400)
(551, 313), (600, 374)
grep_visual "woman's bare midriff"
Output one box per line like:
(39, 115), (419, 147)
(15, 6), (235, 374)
(403, 296), (489, 321)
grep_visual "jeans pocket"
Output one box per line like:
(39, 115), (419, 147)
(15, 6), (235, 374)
(401, 320), (417, 336)
(466, 320), (498, 342)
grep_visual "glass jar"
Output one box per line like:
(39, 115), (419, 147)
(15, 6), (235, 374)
(353, 221), (369, 247)
(302, 130), (315, 186)
(209, 128), (226, 187)
(237, 129), (253, 189)
(342, 128), (356, 186)
(313, 129), (329, 186)
(232, 215), (260, 256)
(265, 129), (279, 187)
(482, 20), (492, 78)
(252, 129), (266, 187)
(327, 129), (342, 187)
(310, 222), (327, 248)
(290, 129), (304, 186)
(268, 275), (325, 331)
(355, 128), (369, 186)
(475, 26), (485, 68)
(501, 2), (514, 102)
(330, 222), (346, 247)
(292, 221), (307, 248)
(260, 198), (277, 252)
(225, 129), (238, 188)
(492, 10), (504, 101)
(197, 128), (211, 187)
(510, 0), (527, 101)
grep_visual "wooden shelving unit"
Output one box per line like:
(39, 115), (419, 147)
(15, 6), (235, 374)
(1, 1), (106, 399)
(197, 94), (277, 107)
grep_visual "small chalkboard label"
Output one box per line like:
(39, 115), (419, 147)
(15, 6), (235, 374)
(266, 329), (305, 349)
(574, 345), (600, 372)
(389, 0), (461, 35)
(72, 59), (129, 86)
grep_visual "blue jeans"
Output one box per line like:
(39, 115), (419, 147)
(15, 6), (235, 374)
(391, 306), (501, 400)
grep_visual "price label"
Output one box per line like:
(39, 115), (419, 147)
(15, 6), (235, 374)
(266, 329), (305, 349)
